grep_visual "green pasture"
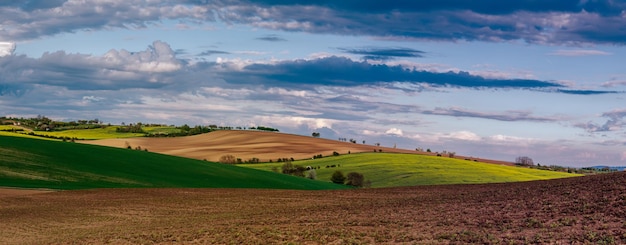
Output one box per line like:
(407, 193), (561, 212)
(0, 135), (347, 190)
(241, 153), (582, 188)
(33, 126), (145, 139)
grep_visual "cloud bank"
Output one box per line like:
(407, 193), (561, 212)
(1, 1), (625, 45)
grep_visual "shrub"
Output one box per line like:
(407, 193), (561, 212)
(330, 171), (346, 184)
(346, 172), (365, 187)
(219, 154), (237, 164)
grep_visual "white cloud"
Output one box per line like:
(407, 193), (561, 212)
(0, 42), (15, 56)
(385, 128), (404, 136)
(255, 115), (337, 130)
(445, 131), (481, 141)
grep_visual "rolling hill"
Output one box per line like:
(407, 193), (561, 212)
(241, 153), (581, 187)
(0, 135), (347, 190)
(83, 130), (512, 165)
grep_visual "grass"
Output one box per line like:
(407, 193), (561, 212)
(0, 125), (184, 140)
(240, 153), (582, 187)
(0, 135), (348, 190)
(31, 126), (146, 139)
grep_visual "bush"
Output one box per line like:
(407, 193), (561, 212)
(330, 171), (346, 184)
(219, 155), (237, 164)
(346, 172), (365, 187)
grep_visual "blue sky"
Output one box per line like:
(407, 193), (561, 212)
(1, 0), (626, 167)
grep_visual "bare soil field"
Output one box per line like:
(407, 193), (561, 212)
(84, 130), (513, 165)
(0, 188), (54, 198)
(1, 172), (623, 244)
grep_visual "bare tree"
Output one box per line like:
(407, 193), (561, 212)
(515, 156), (534, 166)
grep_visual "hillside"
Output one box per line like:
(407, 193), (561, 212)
(242, 153), (581, 187)
(1, 172), (623, 244)
(0, 135), (347, 190)
(83, 130), (512, 165)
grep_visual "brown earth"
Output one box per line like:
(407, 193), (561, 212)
(0, 188), (54, 198)
(83, 130), (513, 165)
(1, 172), (624, 244)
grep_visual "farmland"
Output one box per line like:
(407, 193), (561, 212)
(241, 153), (581, 187)
(0, 135), (346, 190)
(1, 172), (624, 244)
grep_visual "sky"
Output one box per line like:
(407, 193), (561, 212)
(1, 0), (626, 167)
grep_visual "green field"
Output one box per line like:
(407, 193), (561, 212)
(0, 126), (185, 140)
(241, 153), (582, 188)
(0, 136), (347, 190)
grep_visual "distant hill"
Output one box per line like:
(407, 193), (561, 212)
(589, 166), (626, 171)
(84, 130), (514, 165)
(0, 136), (347, 190)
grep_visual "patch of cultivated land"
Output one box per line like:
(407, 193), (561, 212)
(1, 172), (624, 244)
(242, 153), (581, 188)
(84, 130), (512, 164)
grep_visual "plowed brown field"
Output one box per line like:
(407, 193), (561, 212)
(2, 172), (624, 244)
(83, 130), (512, 165)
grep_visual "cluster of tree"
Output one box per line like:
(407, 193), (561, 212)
(146, 124), (212, 137)
(337, 137), (362, 143)
(240, 157), (260, 164)
(515, 156), (534, 166)
(330, 171), (370, 187)
(1, 116), (105, 131)
(24, 131), (85, 141)
(312, 132), (320, 138)
(276, 157), (295, 162)
(249, 126), (279, 132)
(116, 123), (144, 133)
(124, 142), (148, 152)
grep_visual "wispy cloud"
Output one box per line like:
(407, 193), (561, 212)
(548, 49), (612, 56)
(338, 47), (425, 60)
(222, 56), (563, 90)
(575, 108), (626, 133)
(199, 50), (231, 56)
(255, 34), (287, 42)
(422, 107), (558, 122)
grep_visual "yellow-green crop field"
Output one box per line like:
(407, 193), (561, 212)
(241, 153), (582, 188)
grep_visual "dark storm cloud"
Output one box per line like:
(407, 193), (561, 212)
(338, 47), (425, 61)
(222, 56), (562, 90)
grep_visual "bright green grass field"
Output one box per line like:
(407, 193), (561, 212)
(34, 126), (146, 139)
(0, 136), (347, 190)
(241, 153), (583, 188)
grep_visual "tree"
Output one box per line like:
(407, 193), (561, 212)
(219, 154), (237, 164)
(515, 156), (534, 166)
(312, 132), (320, 138)
(345, 172), (365, 187)
(330, 171), (346, 184)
